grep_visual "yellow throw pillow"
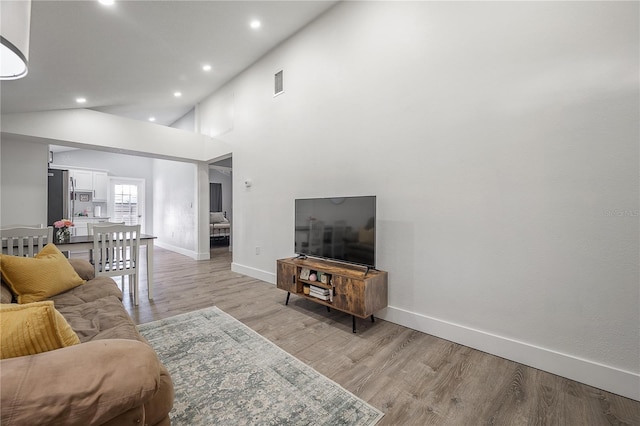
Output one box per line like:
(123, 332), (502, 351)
(0, 301), (80, 359)
(0, 243), (85, 304)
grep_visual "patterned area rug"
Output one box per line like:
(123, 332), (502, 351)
(138, 306), (384, 425)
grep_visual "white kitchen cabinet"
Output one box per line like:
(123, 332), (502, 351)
(69, 169), (109, 200)
(93, 172), (108, 201)
(69, 170), (93, 191)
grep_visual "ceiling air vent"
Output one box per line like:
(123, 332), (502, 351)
(274, 70), (284, 96)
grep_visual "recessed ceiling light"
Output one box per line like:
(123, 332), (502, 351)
(202, 64), (212, 72)
(149, 117), (156, 122)
(98, 0), (115, 6)
(76, 97), (87, 104)
(250, 20), (261, 29)
(174, 91), (182, 98)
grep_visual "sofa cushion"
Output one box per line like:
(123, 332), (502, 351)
(0, 301), (80, 359)
(50, 277), (123, 309)
(0, 244), (85, 304)
(67, 258), (96, 281)
(57, 295), (143, 343)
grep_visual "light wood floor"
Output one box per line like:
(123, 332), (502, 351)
(115, 246), (639, 425)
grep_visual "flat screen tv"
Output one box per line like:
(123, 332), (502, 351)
(295, 196), (376, 268)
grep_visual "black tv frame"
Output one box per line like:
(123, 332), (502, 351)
(294, 195), (376, 270)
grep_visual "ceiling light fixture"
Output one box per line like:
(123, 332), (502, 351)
(250, 20), (261, 29)
(76, 97), (87, 104)
(202, 64), (212, 72)
(174, 91), (182, 98)
(0, 0), (31, 80)
(98, 0), (115, 6)
(149, 117), (156, 122)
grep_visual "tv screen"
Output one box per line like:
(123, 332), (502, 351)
(295, 196), (376, 268)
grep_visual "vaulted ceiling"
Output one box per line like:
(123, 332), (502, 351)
(1, 1), (337, 127)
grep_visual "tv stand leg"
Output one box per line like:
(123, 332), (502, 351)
(285, 292), (290, 306)
(352, 315), (356, 333)
(371, 315), (375, 323)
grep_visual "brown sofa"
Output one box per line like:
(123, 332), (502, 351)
(0, 258), (174, 426)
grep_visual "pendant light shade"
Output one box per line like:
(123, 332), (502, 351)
(1, 0), (31, 80)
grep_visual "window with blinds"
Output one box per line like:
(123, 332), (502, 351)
(113, 184), (139, 225)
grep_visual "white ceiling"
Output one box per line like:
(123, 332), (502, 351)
(1, 0), (337, 127)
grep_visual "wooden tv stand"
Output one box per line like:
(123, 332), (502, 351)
(276, 257), (388, 333)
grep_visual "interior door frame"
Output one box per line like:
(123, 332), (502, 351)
(108, 177), (146, 234)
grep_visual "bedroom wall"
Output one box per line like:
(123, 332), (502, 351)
(197, 1), (639, 399)
(209, 168), (232, 216)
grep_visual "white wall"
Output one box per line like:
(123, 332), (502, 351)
(197, 1), (639, 399)
(2, 109), (231, 162)
(171, 108), (196, 132)
(0, 138), (48, 226)
(152, 158), (200, 258)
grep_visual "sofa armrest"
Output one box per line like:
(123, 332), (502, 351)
(1, 339), (162, 426)
(67, 258), (95, 280)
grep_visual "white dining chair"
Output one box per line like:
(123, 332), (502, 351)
(87, 221), (126, 236)
(87, 222), (125, 264)
(92, 224), (141, 305)
(1, 226), (53, 257)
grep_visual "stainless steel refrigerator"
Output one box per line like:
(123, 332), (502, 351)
(47, 169), (69, 226)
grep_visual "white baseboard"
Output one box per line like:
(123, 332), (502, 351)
(231, 262), (276, 284)
(382, 306), (639, 402)
(154, 241), (207, 260)
(194, 251), (211, 260)
(228, 264), (639, 401)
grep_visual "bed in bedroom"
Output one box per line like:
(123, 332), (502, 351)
(210, 212), (230, 243)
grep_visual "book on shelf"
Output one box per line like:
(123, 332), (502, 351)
(309, 285), (329, 295)
(309, 292), (330, 301)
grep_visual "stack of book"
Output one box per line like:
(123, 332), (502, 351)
(309, 285), (330, 301)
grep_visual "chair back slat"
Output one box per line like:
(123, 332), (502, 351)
(1, 227), (54, 257)
(92, 224), (141, 305)
(92, 224), (140, 277)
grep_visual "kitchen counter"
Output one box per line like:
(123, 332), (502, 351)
(70, 217), (112, 236)
(74, 216), (111, 220)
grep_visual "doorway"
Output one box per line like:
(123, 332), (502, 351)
(208, 156), (232, 251)
(109, 178), (146, 232)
